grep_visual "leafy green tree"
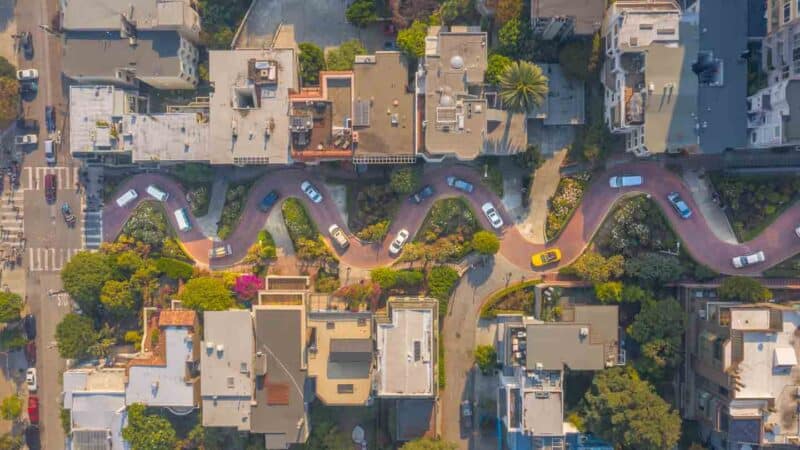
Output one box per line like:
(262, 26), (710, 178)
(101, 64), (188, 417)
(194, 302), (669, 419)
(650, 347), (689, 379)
(427, 266), (459, 301)
(474, 345), (497, 373)
(100, 280), (137, 317)
(623, 252), (685, 287)
(326, 39), (366, 71)
(177, 277), (235, 311)
(718, 276), (772, 303)
(565, 252), (624, 284)
(401, 438), (457, 450)
(390, 167), (421, 194)
(513, 144), (543, 170)
(439, 0), (473, 24)
(111, 250), (144, 279)
(61, 251), (113, 317)
(0, 433), (23, 450)
(155, 258), (194, 281)
(345, 0), (377, 27)
(0, 396), (21, 421)
(594, 281), (623, 304)
(371, 267), (398, 290)
(0, 292), (22, 323)
(621, 284), (650, 304)
(299, 42), (326, 85)
(55, 313), (97, 360)
(0, 56), (15, 78)
(558, 39), (593, 81)
(486, 53), (512, 85)
(471, 230), (500, 255)
(582, 367), (681, 450)
(497, 17), (522, 53)
(355, 220), (390, 242)
(628, 298), (685, 369)
(334, 282), (381, 310)
(397, 20), (428, 58)
(499, 61), (549, 113)
(0, 78), (19, 125)
(122, 403), (177, 450)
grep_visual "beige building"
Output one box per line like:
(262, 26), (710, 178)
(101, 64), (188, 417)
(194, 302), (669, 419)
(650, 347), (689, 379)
(530, 0), (605, 40)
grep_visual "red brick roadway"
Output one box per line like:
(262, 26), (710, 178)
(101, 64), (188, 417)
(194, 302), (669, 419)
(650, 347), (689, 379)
(103, 162), (795, 276)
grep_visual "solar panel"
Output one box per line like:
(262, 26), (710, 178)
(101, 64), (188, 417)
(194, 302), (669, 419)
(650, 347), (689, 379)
(413, 340), (421, 361)
(354, 100), (370, 127)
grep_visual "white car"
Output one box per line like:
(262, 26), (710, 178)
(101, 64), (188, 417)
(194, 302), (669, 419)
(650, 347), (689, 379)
(25, 368), (37, 392)
(327, 224), (349, 249)
(16, 68), (38, 81)
(609, 175), (643, 188)
(481, 202), (504, 229)
(732, 251), (765, 269)
(389, 229), (410, 255)
(795, 226), (800, 239)
(300, 181), (323, 203)
(15, 135), (37, 145)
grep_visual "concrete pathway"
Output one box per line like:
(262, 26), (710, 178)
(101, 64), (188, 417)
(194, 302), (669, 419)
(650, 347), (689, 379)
(195, 177), (228, 239)
(517, 149), (567, 243)
(682, 169), (738, 244)
(324, 181), (348, 227)
(264, 202), (294, 258)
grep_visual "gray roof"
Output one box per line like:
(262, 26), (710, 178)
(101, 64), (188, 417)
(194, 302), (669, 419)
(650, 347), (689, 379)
(329, 339), (372, 363)
(251, 307), (308, 447)
(61, 0), (198, 32)
(531, 0), (605, 35)
(201, 310), (254, 430)
(523, 390), (563, 436)
(126, 326), (195, 408)
(62, 30), (183, 81)
(376, 303), (435, 397)
(395, 399), (434, 441)
(525, 305), (618, 371)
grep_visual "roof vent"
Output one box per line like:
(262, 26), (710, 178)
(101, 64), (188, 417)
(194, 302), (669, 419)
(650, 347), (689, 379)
(206, 342), (214, 352)
(450, 55), (464, 70)
(580, 327), (589, 338)
(216, 344), (224, 353)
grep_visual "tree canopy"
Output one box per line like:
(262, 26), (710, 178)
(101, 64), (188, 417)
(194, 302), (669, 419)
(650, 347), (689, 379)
(0, 292), (22, 323)
(55, 313), (97, 360)
(623, 252), (685, 287)
(326, 40), (366, 71)
(397, 20), (428, 58)
(0, 433), (22, 450)
(345, 0), (377, 27)
(594, 281), (623, 304)
(100, 280), (137, 317)
(390, 167), (421, 194)
(61, 251), (113, 316)
(0, 78), (19, 126)
(474, 345), (496, 373)
(558, 39), (594, 81)
(0, 396), (21, 421)
(565, 252), (624, 284)
(499, 61), (549, 113)
(628, 298), (686, 370)
(122, 403), (177, 450)
(718, 276), (772, 303)
(177, 277), (235, 311)
(299, 42), (326, 85)
(401, 438), (458, 450)
(471, 230), (500, 255)
(486, 54), (512, 85)
(582, 367), (681, 450)
(492, 0), (523, 25)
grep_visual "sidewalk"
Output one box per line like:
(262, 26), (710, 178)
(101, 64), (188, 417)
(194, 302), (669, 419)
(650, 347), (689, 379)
(682, 169), (738, 244)
(195, 177), (228, 239)
(516, 149), (566, 244)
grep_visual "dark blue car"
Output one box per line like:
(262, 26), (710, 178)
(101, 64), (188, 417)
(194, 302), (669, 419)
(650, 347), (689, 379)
(45, 106), (55, 133)
(410, 185), (434, 204)
(258, 190), (279, 212)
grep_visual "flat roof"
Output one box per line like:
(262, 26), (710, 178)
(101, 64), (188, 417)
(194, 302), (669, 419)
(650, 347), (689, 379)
(62, 30), (183, 81)
(424, 28), (488, 159)
(531, 0), (605, 35)
(126, 112), (211, 162)
(523, 390), (563, 436)
(251, 306), (308, 445)
(126, 327), (195, 408)
(69, 85), (131, 154)
(62, 368), (128, 450)
(376, 302), (435, 397)
(208, 48), (297, 165)
(352, 52), (415, 158)
(61, 0), (198, 31)
(201, 310), (254, 430)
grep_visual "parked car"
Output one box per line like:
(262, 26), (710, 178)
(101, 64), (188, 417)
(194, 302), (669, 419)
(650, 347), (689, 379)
(25, 425), (40, 449)
(22, 314), (36, 340)
(44, 139), (55, 164)
(327, 224), (349, 249)
(16, 68), (38, 81)
(145, 185), (169, 202)
(45, 106), (55, 133)
(666, 192), (692, 219)
(409, 185), (434, 204)
(208, 244), (232, 259)
(794, 226), (800, 239)
(27, 395), (38, 425)
(732, 251), (765, 269)
(300, 181), (323, 203)
(446, 176), (474, 193)
(16, 118), (38, 133)
(481, 202), (504, 229)
(20, 32), (33, 59)
(44, 174), (56, 203)
(25, 341), (36, 366)
(25, 368), (37, 392)
(258, 190), (279, 212)
(531, 249), (562, 267)
(460, 401), (473, 430)
(15, 134), (37, 145)
(609, 175), (643, 188)
(389, 229), (410, 255)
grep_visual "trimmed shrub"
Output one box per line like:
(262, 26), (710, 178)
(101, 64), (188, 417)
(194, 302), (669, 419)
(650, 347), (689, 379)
(156, 257), (194, 281)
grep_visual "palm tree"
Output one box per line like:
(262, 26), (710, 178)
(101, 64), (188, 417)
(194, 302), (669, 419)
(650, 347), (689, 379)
(498, 61), (549, 113)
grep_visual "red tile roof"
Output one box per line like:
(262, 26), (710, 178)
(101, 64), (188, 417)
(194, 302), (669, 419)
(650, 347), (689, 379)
(158, 310), (196, 328)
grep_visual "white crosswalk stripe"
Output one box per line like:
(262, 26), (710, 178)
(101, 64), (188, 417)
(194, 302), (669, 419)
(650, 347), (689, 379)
(0, 191), (25, 245)
(23, 166), (79, 191)
(82, 211), (103, 249)
(28, 247), (81, 272)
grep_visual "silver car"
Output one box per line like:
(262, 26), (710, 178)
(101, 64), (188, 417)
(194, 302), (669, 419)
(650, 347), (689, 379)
(300, 181), (323, 203)
(481, 202), (503, 229)
(389, 229), (410, 255)
(732, 251), (765, 269)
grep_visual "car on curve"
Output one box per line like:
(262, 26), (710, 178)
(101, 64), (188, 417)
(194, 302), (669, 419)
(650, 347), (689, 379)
(732, 251), (765, 269)
(481, 202), (503, 229)
(410, 185), (434, 204)
(446, 176), (474, 193)
(667, 192), (692, 219)
(389, 229), (410, 255)
(531, 249), (562, 267)
(609, 175), (643, 188)
(300, 181), (323, 203)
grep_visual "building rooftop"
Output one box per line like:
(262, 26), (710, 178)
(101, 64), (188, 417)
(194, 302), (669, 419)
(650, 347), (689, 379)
(62, 30), (184, 82)
(251, 306), (309, 448)
(208, 48), (297, 165)
(201, 310), (254, 430)
(61, 0), (199, 34)
(523, 389), (564, 437)
(352, 52), (416, 161)
(528, 64), (585, 126)
(375, 298), (437, 397)
(525, 305), (618, 371)
(126, 111), (211, 162)
(289, 73), (354, 161)
(62, 368), (128, 450)
(423, 27), (488, 160)
(307, 312), (373, 405)
(531, 0), (605, 35)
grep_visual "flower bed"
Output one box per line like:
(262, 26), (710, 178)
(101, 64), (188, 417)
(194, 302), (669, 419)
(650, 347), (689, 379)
(217, 178), (256, 239)
(401, 198), (482, 263)
(545, 172), (591, 241)
(480, 279), (540, 319)
(281, 198), (337, 266)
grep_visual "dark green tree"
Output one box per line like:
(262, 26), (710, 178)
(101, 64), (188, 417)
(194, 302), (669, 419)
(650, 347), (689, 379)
(564, 252), (624, 284)
(471, 231), (500, 255)
(299, 42), (326, 85)
(61, 251), (113, 317)
(345, 0), (377, 27)
(594, 281), (623, 304)
(558, 39), (593, 81)
(718, 276), (772, 302)
(122, 403), (177, 450)
(627, 298), (685, 370)
(177, 277), (235, 311)
(474, 345), (497, 373)
(0, 292), (22, 323)
(397, 20), (428, 58)
(100, 280), (137, 317)
(55, 313), (97, 360)
(401, 438), (457, 450)
(623, 252), (685, 287)
(0, 56), (15, 78)
(390, 167), (421, 194)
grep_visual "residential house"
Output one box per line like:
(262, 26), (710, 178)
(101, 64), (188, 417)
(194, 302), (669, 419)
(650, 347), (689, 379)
(684, 302), (800, 449)
(200, 310), (254, 430)
(530, 0), (605, 40)
(62, 367), (128, 450)
(61, 0), (200, 89)
(125, 309), (199, 413)
(498, 304), (620, 450)
(375, 297), (439, 441)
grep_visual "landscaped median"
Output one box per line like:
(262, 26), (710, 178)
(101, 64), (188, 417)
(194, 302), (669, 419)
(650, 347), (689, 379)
(479, 279), (540, 319)
(400, 197), (482, 264)
(281, 198), (338, 266)
(216, 178), (257, 239)
(545, 172), (591, 241)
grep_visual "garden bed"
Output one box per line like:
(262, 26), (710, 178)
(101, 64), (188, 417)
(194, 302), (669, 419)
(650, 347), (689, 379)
(709, 172), (800, 242)
(216, 178), (257, 239)
(345, 182), (401, 242)
(545, 172), (591, 241)
(167, 163), (214, 217)
(407, 198), (482, 263)
(763, 254), (800, 278)
(480, 279), (540, 319)
(281, 198), (337, 266)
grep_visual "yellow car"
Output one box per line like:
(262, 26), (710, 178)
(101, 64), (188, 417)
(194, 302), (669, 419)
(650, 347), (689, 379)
(531, 248), (562, 267)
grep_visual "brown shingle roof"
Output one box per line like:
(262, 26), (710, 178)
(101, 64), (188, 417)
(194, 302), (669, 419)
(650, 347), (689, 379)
(265, 381), (290, 405)
(158, 310), (197, 328)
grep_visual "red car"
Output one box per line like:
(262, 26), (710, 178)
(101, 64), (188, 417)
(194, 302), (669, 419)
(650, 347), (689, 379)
(27, 395), (38, 425)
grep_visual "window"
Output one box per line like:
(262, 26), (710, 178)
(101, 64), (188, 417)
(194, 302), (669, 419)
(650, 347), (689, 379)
(337, 384), (354, 394)
(784, 0), (791, 23)
(639, 23), (653, 30)
(326, 322), (335, 329)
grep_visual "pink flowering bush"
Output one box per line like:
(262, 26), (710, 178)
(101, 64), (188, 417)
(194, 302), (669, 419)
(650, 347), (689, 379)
(234, 274), (264, 301)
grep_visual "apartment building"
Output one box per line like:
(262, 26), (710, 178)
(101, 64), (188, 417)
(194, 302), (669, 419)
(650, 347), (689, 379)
(530, 0), (605, 40)
(62, 367), (128, 450)
(685, 302), (800, 449)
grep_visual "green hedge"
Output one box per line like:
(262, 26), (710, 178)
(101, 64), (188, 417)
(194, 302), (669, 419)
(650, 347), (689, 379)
(427, 266), (460, 317)
(480, 279), (540, 319)
(281, 198), (317, 242)
(438, 337), (446, 389)
(156, 257), (194, 280)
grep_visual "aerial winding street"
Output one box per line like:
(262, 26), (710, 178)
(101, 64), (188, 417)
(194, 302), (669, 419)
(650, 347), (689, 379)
(104, 161), (796, 277)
